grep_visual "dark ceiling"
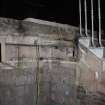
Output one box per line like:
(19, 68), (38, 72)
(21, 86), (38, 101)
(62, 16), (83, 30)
(0, 0), (79, 26)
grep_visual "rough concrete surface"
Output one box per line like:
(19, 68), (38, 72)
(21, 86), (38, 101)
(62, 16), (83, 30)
(1, 17), (105, 105)
(0, 18), (78, 105)
(0, 61), (77, 105)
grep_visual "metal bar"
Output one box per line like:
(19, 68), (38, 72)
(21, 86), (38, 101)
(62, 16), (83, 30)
(91, 0), (95, 46)
(79, 0), (82, 36)
(84, 0), (88, 37)
(98, 0), (102, 47)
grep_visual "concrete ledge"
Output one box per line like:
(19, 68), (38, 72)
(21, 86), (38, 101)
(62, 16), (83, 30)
(5, 35), (73, 47)
(79, 37), (90, 48)
(24, 18), (78, 30)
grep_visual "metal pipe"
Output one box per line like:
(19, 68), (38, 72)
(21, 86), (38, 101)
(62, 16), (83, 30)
(98, 0), (102, 47)
(91, 0), (95, 46)
(84, 0), (88, 37)
(79, 0), (82, 36)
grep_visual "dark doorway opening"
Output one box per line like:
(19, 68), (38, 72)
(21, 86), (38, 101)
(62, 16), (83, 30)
(0, 43), (1, 62)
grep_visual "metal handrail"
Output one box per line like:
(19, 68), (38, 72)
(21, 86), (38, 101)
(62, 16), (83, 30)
(79, 0), (83, 36)
(98, 0), (103, 47)
(91, 0), (95, 47)
(84, 0), (88, 37)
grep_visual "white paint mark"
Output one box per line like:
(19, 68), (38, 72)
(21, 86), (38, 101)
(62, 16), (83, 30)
(95, 72), (99, 80)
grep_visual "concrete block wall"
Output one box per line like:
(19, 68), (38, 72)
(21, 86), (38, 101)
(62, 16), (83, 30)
(0, 60), (77, 105)
(0, 17), (78, 63)
(0, 18), (78, 105)
(37, 60), (77, 105)
(1, 17), (105, 105)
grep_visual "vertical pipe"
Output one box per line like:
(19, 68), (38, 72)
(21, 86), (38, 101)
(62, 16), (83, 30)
(91, 0), (95, 46)
(84, 0), (88, 37)
(79, 0), (82, 36)
(98, 0), (102, 47)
